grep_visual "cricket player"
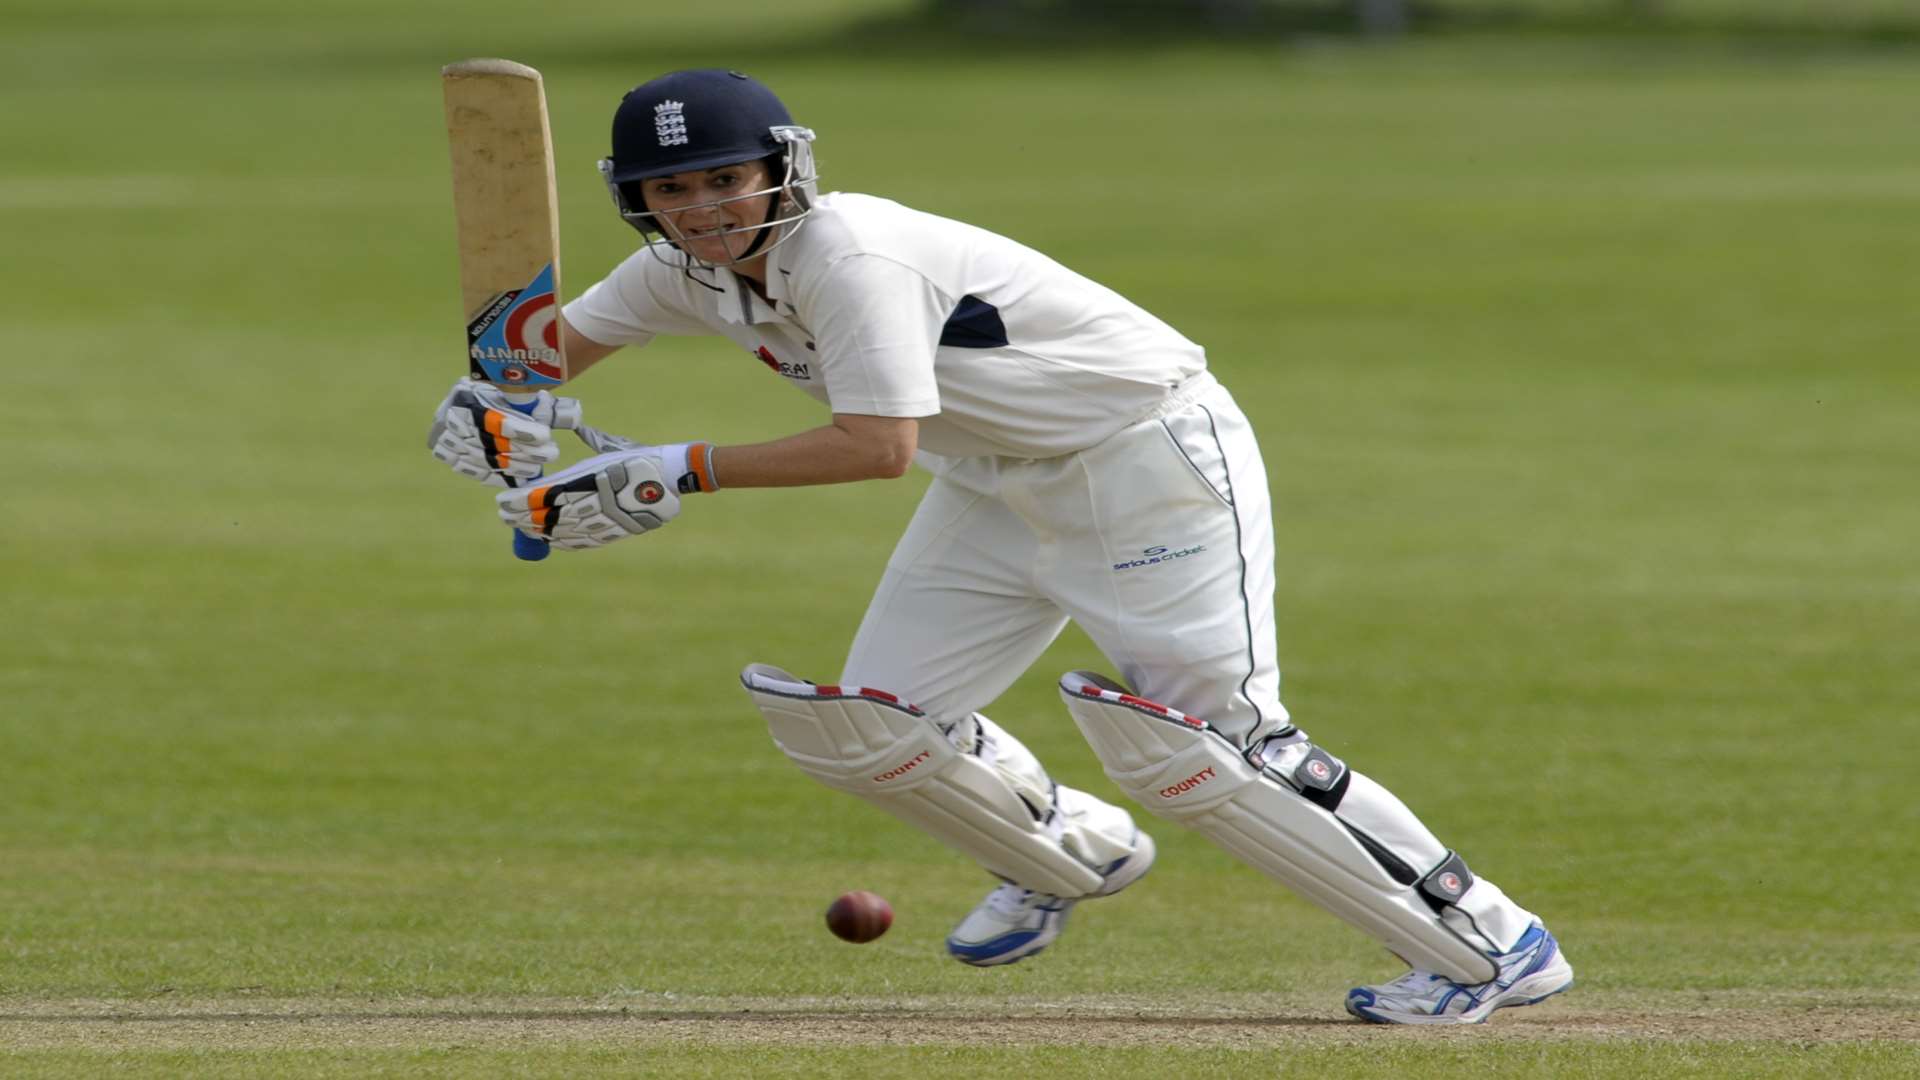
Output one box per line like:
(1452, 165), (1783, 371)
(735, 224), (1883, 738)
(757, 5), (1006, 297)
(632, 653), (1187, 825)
(429, 69), (1573, 1025)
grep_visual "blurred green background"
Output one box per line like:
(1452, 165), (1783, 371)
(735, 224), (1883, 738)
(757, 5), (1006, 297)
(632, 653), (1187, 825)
(2, 1), (1916, 1075)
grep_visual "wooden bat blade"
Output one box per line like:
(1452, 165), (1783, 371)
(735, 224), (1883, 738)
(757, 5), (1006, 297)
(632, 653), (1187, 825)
(443, 57), (567, 388)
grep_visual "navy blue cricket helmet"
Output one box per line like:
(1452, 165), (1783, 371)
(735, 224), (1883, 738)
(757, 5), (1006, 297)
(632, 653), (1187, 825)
(598, 69), (818, 265)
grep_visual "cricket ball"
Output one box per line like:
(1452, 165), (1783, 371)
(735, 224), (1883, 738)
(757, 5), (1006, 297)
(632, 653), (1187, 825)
(825, 890), (893, 943)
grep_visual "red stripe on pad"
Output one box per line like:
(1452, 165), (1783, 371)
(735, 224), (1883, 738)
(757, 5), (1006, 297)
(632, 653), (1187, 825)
(1079, 685), (1207, 728)
(802, 684), (924, 714)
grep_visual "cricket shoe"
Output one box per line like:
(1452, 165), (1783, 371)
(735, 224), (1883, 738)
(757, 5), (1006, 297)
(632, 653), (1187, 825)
(945, 832), (1156, 967)
(1344, 922), (1574, 1026)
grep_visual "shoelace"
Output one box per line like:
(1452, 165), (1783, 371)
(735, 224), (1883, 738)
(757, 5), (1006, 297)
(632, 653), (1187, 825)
(984, 885), (1057, 916)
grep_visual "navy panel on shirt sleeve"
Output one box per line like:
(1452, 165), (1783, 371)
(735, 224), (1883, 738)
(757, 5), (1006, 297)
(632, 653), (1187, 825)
(939, 295), (1009, 349)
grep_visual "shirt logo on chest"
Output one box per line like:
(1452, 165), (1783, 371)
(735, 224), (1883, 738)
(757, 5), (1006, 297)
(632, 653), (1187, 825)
(755, 345), (812, 381)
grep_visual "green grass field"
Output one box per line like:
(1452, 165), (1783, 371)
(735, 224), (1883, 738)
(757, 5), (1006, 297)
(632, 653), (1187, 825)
(3, 1), (1917, 1075)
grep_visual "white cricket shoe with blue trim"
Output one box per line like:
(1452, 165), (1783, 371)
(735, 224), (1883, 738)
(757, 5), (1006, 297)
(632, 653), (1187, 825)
(945, 833), (1155, 967)
(944, 885), (1074, 966)
(1344, 922), (1574, 1025)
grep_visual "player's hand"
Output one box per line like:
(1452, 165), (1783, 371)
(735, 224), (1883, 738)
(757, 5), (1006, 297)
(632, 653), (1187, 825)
(495, 443), (716, 551)
(428, 376), (581, 486)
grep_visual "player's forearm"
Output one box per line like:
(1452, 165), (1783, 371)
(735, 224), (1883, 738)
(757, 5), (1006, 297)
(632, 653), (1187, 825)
(558, 315), (622, 381)
(711, 415), (917, 488)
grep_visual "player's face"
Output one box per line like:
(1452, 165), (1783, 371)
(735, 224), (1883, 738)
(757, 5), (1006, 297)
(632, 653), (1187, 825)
(641, 161), (776, 265)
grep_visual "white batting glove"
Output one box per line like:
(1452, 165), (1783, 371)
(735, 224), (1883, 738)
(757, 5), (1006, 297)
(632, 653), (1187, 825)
(428, 376), (582, 486)
(495, 443), (717, 550)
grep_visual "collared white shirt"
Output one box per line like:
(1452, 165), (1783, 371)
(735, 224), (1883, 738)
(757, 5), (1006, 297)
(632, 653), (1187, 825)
(564, 192), (1207, 460)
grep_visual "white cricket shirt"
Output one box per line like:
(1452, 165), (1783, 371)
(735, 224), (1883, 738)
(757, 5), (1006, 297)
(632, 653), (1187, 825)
(563, 192), (1207, 460)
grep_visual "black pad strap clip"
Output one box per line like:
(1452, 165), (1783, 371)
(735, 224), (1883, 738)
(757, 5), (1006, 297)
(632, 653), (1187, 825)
(1417, 851), (1476, 914)
(1291, 746), (1351, 811)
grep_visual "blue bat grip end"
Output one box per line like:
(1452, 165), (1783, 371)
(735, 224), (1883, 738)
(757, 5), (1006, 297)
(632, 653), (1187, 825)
(513, 530), (551, 561)
(504, 394), (551, 562)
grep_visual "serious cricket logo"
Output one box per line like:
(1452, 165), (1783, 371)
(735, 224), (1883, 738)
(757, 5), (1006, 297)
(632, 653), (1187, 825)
(1112, 544), (1207, 572)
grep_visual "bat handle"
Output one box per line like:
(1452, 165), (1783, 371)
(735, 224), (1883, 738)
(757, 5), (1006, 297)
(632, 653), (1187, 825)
(503, 392), (551, 562)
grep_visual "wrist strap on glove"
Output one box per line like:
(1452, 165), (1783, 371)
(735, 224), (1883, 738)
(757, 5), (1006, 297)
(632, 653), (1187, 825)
(571, 428), (719, 494)
(667, 442), (719, 494)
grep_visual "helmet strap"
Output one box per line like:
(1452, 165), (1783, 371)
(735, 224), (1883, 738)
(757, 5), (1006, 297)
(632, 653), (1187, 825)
(732, 153), (790, 261)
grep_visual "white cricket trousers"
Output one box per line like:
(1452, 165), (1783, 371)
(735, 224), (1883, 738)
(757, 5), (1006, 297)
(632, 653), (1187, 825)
(843, 372), (1289, 747)
(839, 372), (1538, 954)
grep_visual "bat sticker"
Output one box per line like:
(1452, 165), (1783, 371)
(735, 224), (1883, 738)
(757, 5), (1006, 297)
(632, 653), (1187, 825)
(468, 262), (565, 386)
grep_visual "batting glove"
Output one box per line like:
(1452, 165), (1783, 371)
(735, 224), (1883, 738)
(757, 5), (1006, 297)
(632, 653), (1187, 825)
(428, 376), (581, 486)
(495, 443), (717, 550)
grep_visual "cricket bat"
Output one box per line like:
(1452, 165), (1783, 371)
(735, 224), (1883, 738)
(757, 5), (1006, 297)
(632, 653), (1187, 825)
(441, 57), (569, 561)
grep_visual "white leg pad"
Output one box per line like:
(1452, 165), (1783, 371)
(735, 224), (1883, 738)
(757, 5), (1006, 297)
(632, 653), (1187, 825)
(743, 664), (1135, 899)
(1061, 672), (1500, 982)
